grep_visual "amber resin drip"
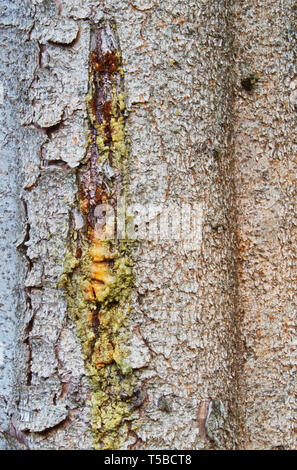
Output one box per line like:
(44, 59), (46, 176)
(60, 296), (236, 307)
(60, 21), (134, 450)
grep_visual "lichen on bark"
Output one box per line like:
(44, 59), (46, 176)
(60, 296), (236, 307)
(59, 20), (135, 450)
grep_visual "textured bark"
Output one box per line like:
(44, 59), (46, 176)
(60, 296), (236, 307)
(0, 0), (296, 450)
(233, 1), (297, 450)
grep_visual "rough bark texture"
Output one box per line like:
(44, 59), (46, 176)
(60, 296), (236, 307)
(233, 1), (297, 449)
(0, 0), (296, 450)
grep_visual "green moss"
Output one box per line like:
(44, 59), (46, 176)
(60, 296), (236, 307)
(60, 237), (135, 448)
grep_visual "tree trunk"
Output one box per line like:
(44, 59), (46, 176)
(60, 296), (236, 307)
(0, 0), (296, 450)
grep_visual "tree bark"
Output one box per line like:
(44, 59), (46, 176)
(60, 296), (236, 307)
(0, 0), (296, 450)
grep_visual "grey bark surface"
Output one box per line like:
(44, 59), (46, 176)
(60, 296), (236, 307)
(0, 0), (295, 450)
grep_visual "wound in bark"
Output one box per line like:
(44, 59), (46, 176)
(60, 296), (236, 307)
(59, 21), (134, 450)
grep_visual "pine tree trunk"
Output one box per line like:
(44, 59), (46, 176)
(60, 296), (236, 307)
(0, 0), (296, 450)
